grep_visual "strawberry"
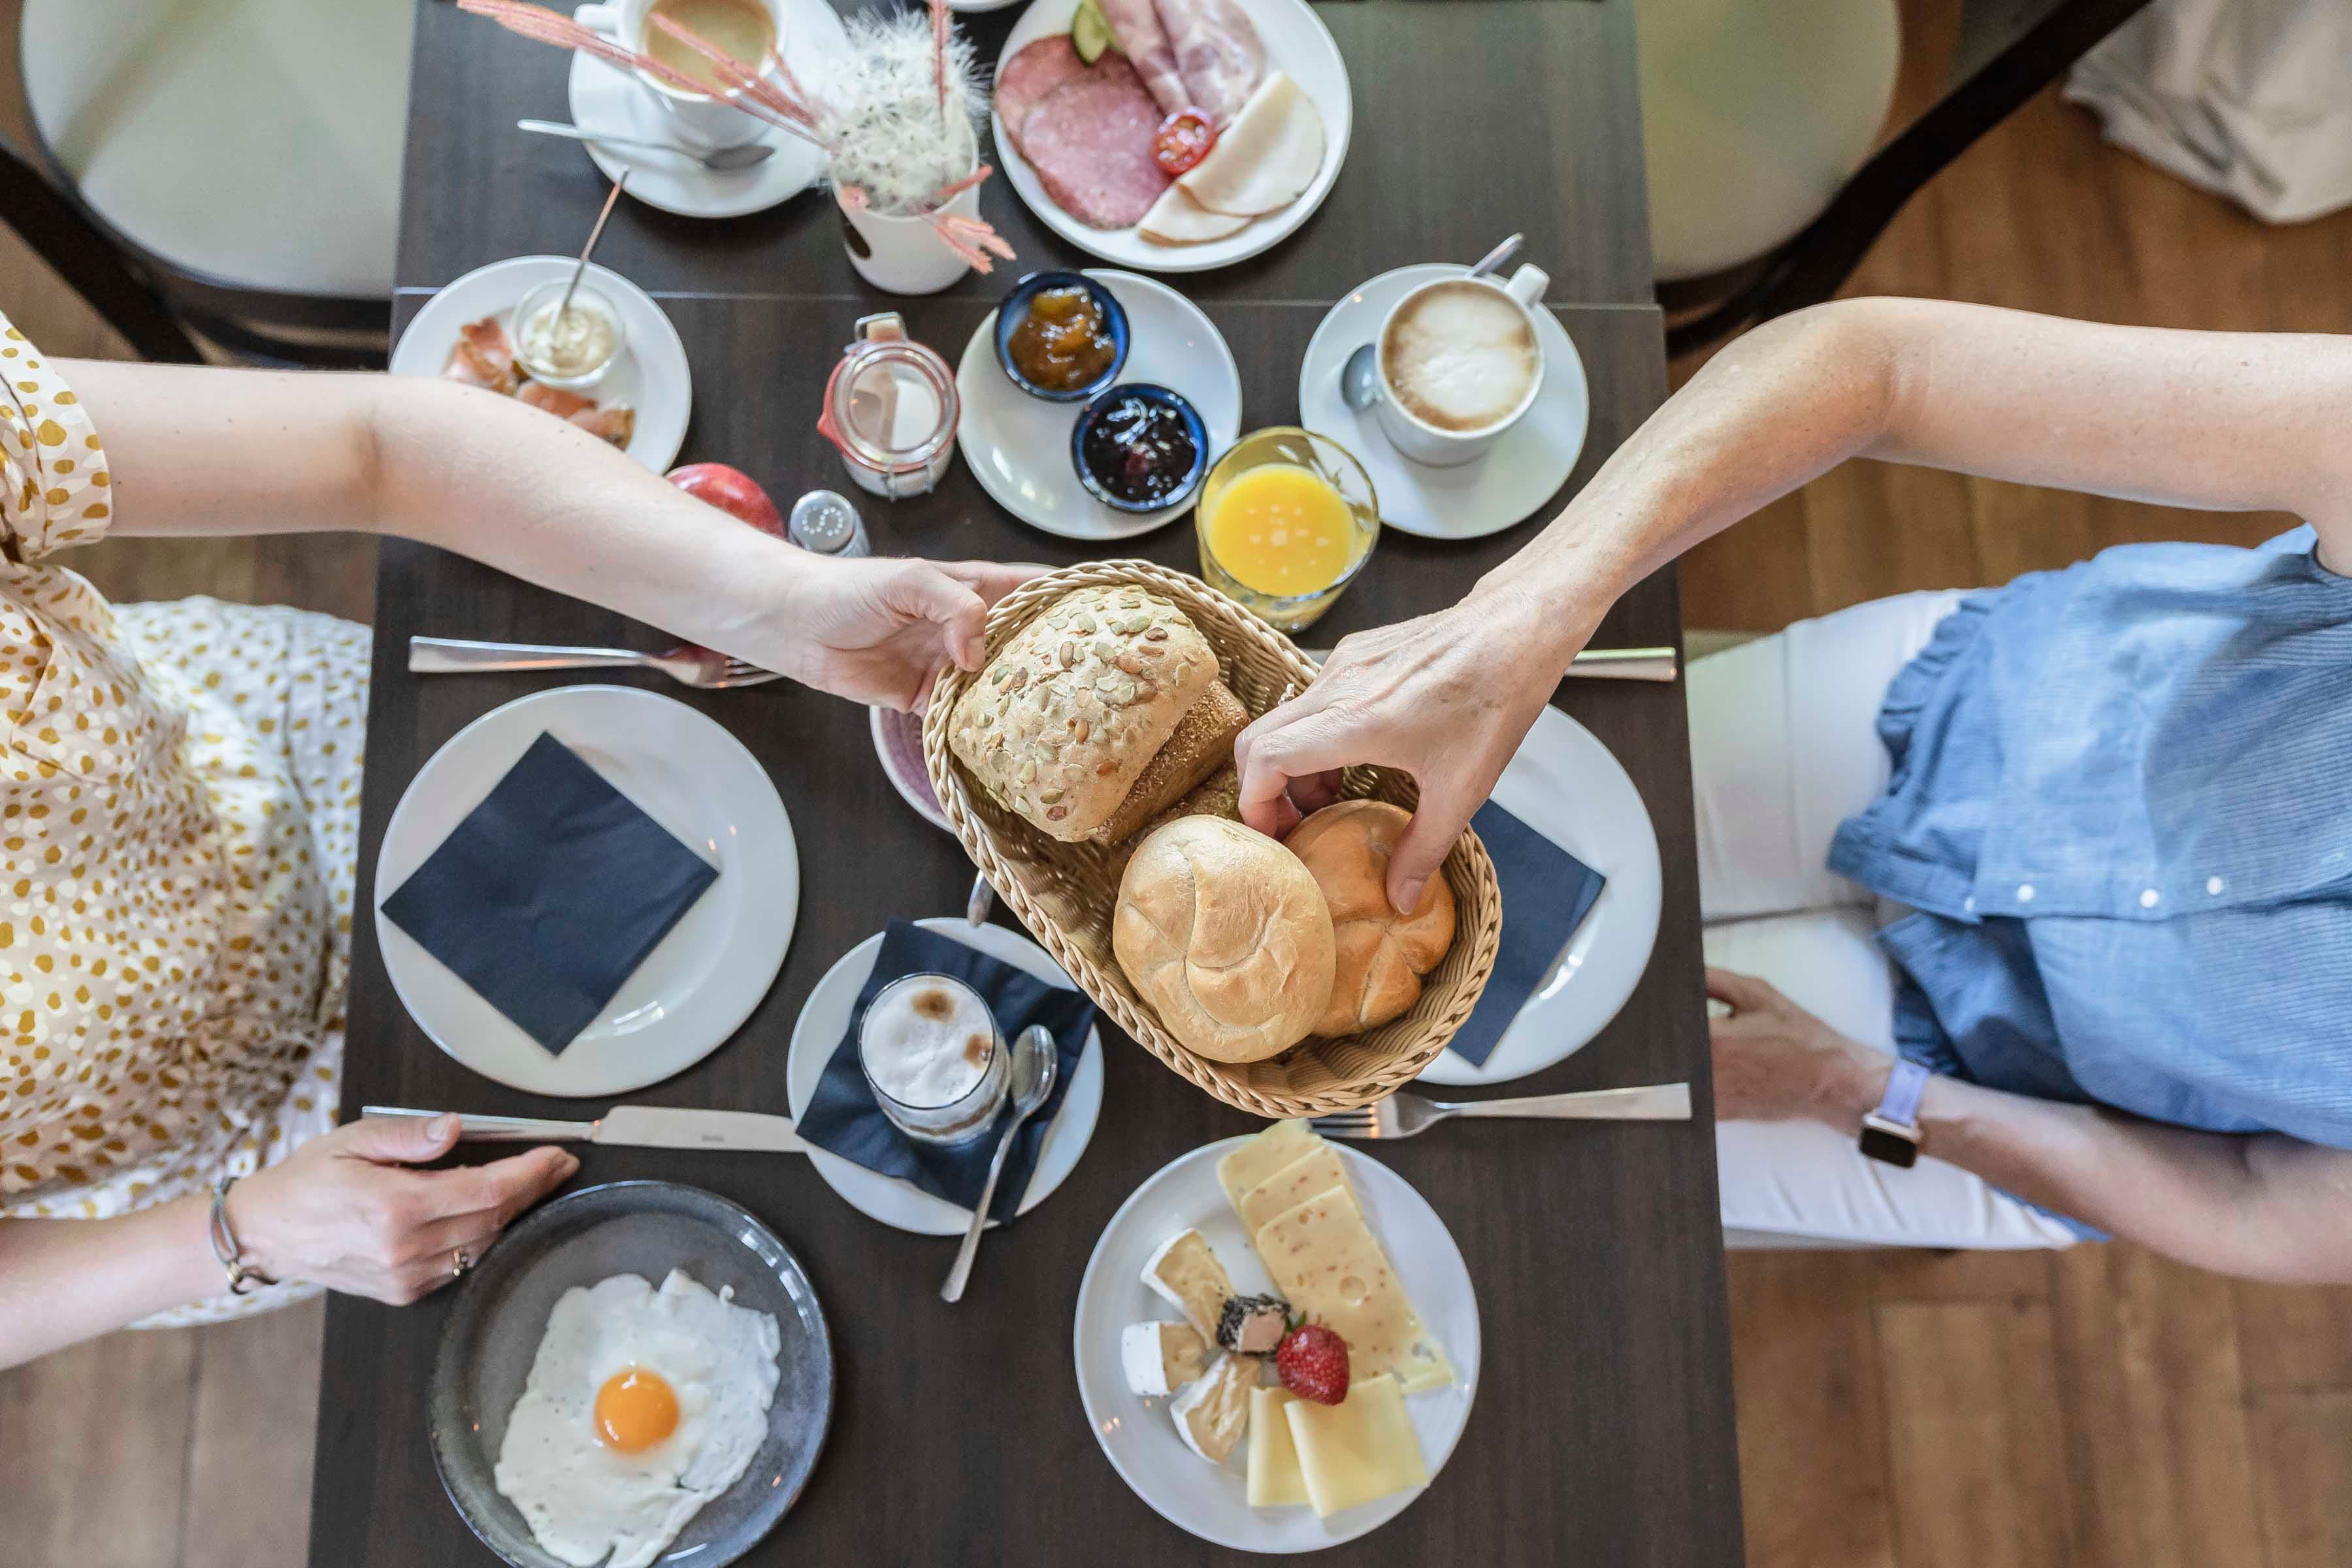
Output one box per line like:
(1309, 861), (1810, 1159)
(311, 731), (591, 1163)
(1275, 1324), (1350, 1405)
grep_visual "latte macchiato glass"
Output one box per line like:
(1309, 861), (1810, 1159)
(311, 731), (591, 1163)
(858, 973), (1009, 1144)
(1373, 263), (1550, 468)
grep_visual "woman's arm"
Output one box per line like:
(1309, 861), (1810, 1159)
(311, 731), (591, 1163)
(1708, 969), (2352, 1282)
(1236, 301), (2352, 909)
(56, 359), (1028, 709)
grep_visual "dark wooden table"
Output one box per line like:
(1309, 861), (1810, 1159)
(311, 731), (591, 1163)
(311, 5), (1744, 1565)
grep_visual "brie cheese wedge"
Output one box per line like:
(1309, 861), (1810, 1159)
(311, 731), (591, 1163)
(1169, 1352), (1256, 1465)
(1141, 1229), (1236, 1337)
(1121, 1320), (1209, 1397)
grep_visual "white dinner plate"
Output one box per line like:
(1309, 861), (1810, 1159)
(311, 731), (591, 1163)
(992, 0), (1353, 273)
(1418, 702), (1661, 1085)
(1073, 1138), (1480, 1552)
(956, 269), (1243, 539)
(564, 0), (847, 220)
(375, 686), (798, 1098)
(389, 255), (693, 473)
(785, 917), (1105, 1234)
(1297, 263), (1590, 540)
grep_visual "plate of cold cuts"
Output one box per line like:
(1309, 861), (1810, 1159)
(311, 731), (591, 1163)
(992, 0), (1352, 272)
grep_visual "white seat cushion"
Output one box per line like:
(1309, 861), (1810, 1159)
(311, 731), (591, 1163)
(22, 0), (410, 297)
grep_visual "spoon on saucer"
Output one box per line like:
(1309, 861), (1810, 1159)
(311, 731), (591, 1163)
(517, 118), (779, 172)
(941, 1024), (1058, 1303)
(1341, 231), (1526, 412)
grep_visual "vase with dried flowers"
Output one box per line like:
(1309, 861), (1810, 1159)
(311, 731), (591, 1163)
(459, 0), (1013, 293)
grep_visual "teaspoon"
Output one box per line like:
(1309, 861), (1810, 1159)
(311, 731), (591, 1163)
(517, 118), (778, 172)
(940, 1024), (1058, 1303)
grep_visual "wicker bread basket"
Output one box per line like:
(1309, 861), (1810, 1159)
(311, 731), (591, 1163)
(921, 560), (1503, 1118)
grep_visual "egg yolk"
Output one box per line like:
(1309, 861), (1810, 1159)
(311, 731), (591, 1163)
(593, 1367), (679, 1452)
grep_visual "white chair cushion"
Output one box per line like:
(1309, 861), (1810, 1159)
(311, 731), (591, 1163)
(22, 0), (411, 297)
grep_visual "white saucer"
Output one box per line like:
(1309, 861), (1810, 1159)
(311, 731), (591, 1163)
(1418, 702), (1661, 1085)
(389, 255), (692, 472)
(994, 0), (1352, 273)
(785, 917), (1105, 1235)
(870, 704), (951, 832)
(1297, 264), (1591, 540)
(563, 0), (846, 221)
(375, 686), (798, 1098)
(955, 269), (1243, 540)
(1073, 1137), (1480, 1552)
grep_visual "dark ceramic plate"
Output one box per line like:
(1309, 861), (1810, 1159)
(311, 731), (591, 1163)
(428, 1182), (834, 1568)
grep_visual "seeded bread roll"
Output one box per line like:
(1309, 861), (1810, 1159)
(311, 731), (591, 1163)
(1094, 679), (1249, 845)
(1113, 816), (1336, 1063)
(948, 587), (1218, 841)
(1286, 800), (1456, 1036)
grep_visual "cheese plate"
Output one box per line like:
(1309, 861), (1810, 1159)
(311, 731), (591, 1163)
(1072, 1128), (1479, 1552)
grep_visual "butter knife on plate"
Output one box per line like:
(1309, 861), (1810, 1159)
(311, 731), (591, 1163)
(361, 1105), (807, 1154)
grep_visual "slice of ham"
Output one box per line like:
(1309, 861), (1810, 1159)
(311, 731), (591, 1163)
(1139, 184), (1252, 244)
(1019, 59), (1171, 229)
(1154, 0), (1264, 126)
(996, 37), (1094, 141)
(515, 380), (635, 449)
(1099, 0), (1190, 116)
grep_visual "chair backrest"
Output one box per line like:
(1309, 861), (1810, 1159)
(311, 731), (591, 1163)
(0, 135), (202, 362)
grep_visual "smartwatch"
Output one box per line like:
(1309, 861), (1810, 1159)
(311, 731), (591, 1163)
(1858, 1058), (1930, 1168)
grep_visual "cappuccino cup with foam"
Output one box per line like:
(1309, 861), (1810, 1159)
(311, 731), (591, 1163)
(1373, 263), (1550, 468)
(858, 972), (1008, 1143)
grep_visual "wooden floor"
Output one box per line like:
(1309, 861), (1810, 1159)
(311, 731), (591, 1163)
(5, 3), (2351, 1563)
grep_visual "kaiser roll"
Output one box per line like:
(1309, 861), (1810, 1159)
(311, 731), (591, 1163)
(1285, 800), (1457, 1037)
(1112, 816), (1336, 1064)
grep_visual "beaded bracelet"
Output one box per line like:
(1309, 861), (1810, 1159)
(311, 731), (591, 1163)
(208, 1175), (277, 1296)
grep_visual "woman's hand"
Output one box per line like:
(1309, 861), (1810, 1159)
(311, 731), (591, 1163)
(230, 1116), (578, 1305)
(1234, 586), (1584, 913)
(768, 555), (1037, 713)
(1707, 968), (1889, 1126)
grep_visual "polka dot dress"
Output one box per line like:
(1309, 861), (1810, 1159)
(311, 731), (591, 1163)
(0, 312), (367, 1324)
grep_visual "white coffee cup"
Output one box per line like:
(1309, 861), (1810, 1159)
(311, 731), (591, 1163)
(1371, 263), (1551, 468)
(575, 0), (784, 150)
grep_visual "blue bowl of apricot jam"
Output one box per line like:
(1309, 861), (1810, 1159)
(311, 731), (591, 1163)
(994, 271), (1130, 402)
(1071, 383), (1209, 514)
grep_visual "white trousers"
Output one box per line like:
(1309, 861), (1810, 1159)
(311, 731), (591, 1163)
(1690, 592), (2080, 1249)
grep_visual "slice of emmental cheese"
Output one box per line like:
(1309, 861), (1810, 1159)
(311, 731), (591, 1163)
(1246, 1386), (1310, 1507)
(1234, 1144), (1352, 1235)
(1217, 1120), (1322, 1211)
(1252, 1182), (1454, 1395)
(1141, 1228), (1235, 1337)
(1169, 1352), (1256, 1464)
(1282, 1374), (1428, 1518)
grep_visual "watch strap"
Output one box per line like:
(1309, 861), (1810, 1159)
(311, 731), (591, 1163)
(1876, 1058), (1930, 1129)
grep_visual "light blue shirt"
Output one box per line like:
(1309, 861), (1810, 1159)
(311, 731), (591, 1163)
(1829, 527), (2352, 1158)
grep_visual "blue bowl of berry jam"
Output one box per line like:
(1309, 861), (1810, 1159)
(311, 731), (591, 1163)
(1070, 383), (1209, 514)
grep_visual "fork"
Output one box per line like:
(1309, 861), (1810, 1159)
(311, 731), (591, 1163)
(408, 636), (783, 689)
(1311, 1083), (1691, 1139)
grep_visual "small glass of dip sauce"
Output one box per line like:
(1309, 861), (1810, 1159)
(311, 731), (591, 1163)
(1071, 383), (1207, 513)
(510, 280), (626, 391)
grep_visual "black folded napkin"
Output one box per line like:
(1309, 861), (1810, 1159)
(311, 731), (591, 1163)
(1444, 801), (1609, 1068)
(380, 732), (719, 1053)
(799, 921), (1097, 1224)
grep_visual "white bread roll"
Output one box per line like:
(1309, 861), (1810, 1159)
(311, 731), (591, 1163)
(1113, 817), (1336, 1063)
(1285, 800), (1456, 1037)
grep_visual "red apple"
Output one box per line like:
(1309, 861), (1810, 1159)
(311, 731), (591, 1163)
(665, 462), (785, 538)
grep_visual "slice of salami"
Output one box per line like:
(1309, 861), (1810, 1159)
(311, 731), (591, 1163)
(996, 36), (1095, 144)
(1019, 59), (1173, 229)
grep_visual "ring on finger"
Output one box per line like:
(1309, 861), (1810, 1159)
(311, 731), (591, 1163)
(451, 1245), (471, 1279)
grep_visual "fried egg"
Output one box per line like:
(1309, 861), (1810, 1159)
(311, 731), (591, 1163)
(494, 1269), (781, 1568)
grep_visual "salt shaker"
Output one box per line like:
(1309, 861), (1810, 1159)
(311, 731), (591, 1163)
(788, 489), (870, 557)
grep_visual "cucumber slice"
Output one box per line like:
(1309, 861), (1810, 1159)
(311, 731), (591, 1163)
(1073, 0), (1114, 64)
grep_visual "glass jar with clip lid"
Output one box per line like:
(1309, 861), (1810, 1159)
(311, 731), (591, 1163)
(817, 312), (960, 500)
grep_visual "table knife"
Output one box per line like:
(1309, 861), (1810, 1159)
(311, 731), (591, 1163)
(362, 1105), (806, 1154)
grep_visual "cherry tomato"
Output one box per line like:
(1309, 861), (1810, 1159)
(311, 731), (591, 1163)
(1152, 109), (1217, 177)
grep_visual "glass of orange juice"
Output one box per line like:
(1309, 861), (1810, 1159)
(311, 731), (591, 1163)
(1194, 427), (1379, 631)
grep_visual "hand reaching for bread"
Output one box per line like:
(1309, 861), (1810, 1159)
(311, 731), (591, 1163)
(1234, 588), (1585, 914)
(776, 554), (1039, 713)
